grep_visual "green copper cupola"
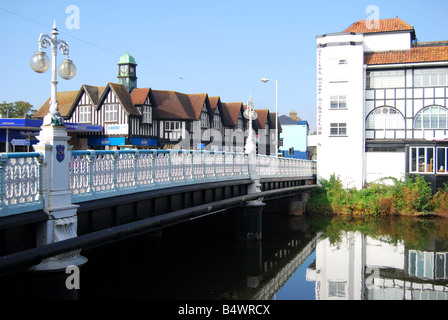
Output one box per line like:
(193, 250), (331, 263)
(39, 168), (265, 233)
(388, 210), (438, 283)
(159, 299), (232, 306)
(117, 52), (137, 93)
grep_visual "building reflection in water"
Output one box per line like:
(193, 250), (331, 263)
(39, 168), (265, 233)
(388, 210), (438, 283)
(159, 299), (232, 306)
(306, 232), (448, 300)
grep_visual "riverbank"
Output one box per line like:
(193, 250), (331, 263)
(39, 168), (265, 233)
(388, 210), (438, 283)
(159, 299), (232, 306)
(306, 175), (448, 218)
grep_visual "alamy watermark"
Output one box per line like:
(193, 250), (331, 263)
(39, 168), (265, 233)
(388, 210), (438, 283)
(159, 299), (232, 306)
(365, 5), (380, 30)
(65, 265), (80, 290)
(66, 5), (80, 30)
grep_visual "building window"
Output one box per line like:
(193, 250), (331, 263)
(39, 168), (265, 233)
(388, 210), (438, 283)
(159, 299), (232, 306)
(367, 70), (405, 89)
(330, 96), (347, 109)
(237, 117), (244, 130)
(142, 106), (152, 124)
(330, 123), (347, 136)
(104, 104), (118, 122)
(415, 106), (448, 129)
(410, 147), (435, 174)
(414, 68), (448, 87)
(79, 105), (91, 123)
(165, 121), (180, 131)
(201, 110), (209, 128)
(409, 250), (435, 279)
(328, 281), (346, 298)
(366, 107), (405, 129)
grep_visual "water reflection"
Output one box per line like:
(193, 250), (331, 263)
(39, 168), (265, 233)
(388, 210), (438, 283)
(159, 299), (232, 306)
(306, 216), (448, 300)
(2, 203), (448, 301)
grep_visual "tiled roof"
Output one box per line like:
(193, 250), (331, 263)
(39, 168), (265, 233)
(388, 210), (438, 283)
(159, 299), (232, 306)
(188, 93), (209, 120)
(152, 90), (198, 120)
(253, 109), (269, 130)
(33, 90), (79, 119)
(344, 17), (414, 34)
(130, 88), (151, 105)
(221, 102), (244, 127)
(101, 83), (141, 116)
(208, 96), (221, 115)
(365, 46), (448, 65)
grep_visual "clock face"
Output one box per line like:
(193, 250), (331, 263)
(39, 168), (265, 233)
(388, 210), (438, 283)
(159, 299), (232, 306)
(129, 66), (135, 75)
(120, 65), (128, 75)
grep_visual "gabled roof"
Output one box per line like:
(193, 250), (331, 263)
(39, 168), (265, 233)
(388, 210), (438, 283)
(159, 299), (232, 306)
(33, 90), (79, 119)
(130, 88), (152, 105)
(151, 90), (199, 120)
(343, 17), (414, 34)
(220, 102), (244, 127)
(65, 84), (106, 118)
(208, 96), (221, 116)
(365, 46), (448, 65)
(188, 93), (209, 120)
(99, 83), (141, 116)
(253, 109), (270, 130)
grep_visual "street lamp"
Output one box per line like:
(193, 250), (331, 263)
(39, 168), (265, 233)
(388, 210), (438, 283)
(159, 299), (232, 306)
(243, 94), (258, 155)
(30, 21), (77, 126)
(261, 78), (278, 157)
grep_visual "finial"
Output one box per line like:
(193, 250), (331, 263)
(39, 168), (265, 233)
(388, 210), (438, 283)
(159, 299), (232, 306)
(51, 20), (58, 35)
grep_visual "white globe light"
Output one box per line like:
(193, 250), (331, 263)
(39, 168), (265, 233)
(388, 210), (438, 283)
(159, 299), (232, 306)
(58, 59), (77, 80)
(30, 51), (50, 73)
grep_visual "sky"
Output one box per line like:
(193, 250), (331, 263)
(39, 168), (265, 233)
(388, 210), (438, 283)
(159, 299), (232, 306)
(1, 0), (448, 131)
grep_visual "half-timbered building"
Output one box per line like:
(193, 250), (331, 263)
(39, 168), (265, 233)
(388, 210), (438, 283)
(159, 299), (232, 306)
(317, 18), (448, 190)
(34, 52), (283, 153)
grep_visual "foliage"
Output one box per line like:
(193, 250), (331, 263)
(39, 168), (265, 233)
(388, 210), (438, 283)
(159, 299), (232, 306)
(307, 214), (448, 251)
(0, 101), (36, 119)
(307, 174), (442, 216)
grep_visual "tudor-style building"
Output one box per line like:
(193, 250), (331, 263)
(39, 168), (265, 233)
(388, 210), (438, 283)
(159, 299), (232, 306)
(33, 52), (285, 152)
(317, 18), (448, 190)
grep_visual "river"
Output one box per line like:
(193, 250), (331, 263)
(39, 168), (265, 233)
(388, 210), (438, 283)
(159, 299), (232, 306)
(2, 199), (448, 300)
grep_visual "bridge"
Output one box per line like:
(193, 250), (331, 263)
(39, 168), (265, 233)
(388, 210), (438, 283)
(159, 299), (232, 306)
(0, 123), (316, 277)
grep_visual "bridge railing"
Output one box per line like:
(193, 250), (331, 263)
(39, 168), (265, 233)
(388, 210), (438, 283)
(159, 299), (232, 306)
(69, 149), (250, 203)
(256, 155), (316, 178)
(0, 149), (317, 216)
(0, 152), (43, 217)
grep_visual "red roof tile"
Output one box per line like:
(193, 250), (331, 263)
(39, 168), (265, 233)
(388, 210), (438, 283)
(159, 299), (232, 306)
(131, 88), (151, 105)
(344, 18), (414, 34)
(365, 46), (448, 65)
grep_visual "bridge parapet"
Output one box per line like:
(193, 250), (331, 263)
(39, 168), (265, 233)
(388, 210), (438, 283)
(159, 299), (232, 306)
(69, 150), (250, 203)
(0, 152), (43, 217)
(0, 149), (316, 217)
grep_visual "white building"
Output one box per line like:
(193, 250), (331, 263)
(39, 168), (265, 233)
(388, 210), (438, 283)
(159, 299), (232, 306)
(316, 18), (448, 190)
(306, 231), (448, 300)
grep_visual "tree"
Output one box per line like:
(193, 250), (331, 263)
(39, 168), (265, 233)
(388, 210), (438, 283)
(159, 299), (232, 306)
(0, 101), (36, 118)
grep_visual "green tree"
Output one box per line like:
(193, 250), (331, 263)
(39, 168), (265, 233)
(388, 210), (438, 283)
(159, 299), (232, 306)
(0, 101), (36, 118)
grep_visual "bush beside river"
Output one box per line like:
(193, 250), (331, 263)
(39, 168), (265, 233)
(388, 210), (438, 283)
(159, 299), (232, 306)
(307, 174), (448, 217)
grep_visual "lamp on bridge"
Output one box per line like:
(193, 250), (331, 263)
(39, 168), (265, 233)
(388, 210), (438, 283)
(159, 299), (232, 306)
(30, 21), (77, 126)
(244, 94), (258, 155)
(260, 78), (279, 157)
(29, 21), (86, 273)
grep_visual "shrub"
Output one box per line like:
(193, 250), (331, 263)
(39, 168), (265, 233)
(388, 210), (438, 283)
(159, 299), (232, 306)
(308, 174), (437, 216)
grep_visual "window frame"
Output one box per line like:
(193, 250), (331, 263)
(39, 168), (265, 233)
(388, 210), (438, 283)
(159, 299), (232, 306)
(330, 123), (347, 136)
(104, 104), (118, 123)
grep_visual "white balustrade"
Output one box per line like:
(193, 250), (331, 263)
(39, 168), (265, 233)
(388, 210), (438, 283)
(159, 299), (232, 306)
(0, 153), (43, 217)
(0, 149), (316, 215)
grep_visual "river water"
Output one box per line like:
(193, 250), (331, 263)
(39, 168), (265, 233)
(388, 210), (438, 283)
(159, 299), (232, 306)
(2, 200), (448, 300)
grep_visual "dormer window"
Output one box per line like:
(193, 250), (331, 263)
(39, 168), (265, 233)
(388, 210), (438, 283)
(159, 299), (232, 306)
(142, 105), (152, 124)
(104, 104), (118, 122)
(79, 105), (92, 123)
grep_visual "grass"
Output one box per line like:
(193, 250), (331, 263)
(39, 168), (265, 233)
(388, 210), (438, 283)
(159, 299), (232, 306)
(307, 174), (448, 217)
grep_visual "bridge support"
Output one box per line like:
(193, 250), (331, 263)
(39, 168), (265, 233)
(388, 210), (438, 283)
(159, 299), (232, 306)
(30, 124), (87, 272)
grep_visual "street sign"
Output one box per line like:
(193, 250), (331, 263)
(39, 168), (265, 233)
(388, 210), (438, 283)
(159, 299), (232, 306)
(11, 139), (30, 146)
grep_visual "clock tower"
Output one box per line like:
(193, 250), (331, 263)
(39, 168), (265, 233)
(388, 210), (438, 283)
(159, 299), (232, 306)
(117, 52), (137, 93)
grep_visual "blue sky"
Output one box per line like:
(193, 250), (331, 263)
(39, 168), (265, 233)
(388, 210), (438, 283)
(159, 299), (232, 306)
(1, 0), (447, 131)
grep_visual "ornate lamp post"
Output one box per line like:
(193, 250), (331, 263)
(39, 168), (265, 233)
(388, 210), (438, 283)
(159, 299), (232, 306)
(244, 94), (258, 155)
(30, 21), (77, 126)
(29, 22), (86, 273)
